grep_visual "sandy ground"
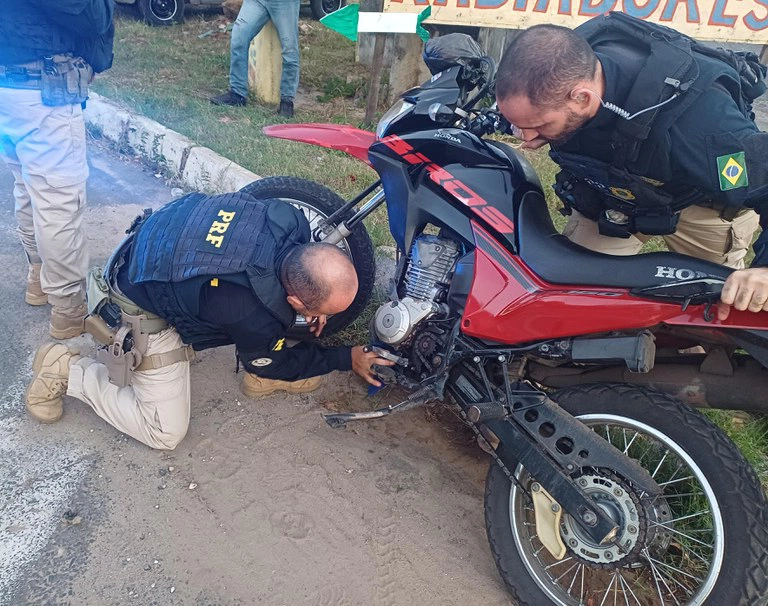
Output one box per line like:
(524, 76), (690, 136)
(0, 141), (513, 605)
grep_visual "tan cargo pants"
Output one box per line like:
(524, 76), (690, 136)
(563, 206), (760, 269)
(0, 88), (88, 305)
(67, 328), (192, 450)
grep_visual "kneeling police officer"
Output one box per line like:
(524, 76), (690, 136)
(24, 191), (392, 450)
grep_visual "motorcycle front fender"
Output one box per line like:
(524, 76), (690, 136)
(262, 123), (376, 167)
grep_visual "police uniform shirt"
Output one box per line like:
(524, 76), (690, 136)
(554, 50), (768, 266)
(121, 272), (352, 382)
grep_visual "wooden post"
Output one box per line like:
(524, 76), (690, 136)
(361, 0), (386, 126)
(364, 34), (387, 127)
(386, 33), (430, 105)
(248, 21), (282, 105)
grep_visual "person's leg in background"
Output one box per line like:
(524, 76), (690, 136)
(662, 205), (760, 269)
(561, 210), (646, 255)
(269, 0), (301, 117)
(0, 88), (89, 339)
(2, 150), (47, 305)
(213, 0), (271, 106)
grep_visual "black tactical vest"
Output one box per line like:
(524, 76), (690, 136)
(128, 192), (307, 348)
(552, 12), (765, 237)
(0, 1), (114, 73)
(0, 4), (78, 65)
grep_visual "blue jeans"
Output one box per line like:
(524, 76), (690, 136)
(229, 0), (300, 101)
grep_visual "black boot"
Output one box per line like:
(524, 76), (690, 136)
(277, 98), (294, 118)
(211, 90), (247, 107)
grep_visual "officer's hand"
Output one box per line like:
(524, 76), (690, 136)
(717, 267), (768, 321)
(351, 346), (395, 387)
(307, 315), (327, 337)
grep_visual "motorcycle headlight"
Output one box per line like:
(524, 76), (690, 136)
(376, 100), (415, 139)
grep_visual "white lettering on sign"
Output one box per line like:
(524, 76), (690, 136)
(382, 3), (768, 42)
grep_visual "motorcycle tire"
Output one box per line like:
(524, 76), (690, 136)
(484, 383), (768, 606)
(239, 176), (375, 340)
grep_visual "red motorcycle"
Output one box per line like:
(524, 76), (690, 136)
(240, 37), (768, 605)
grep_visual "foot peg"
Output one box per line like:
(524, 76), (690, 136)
(323, 382), (442, 428)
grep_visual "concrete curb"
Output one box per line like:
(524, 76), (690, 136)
(84, 93), (261, 193)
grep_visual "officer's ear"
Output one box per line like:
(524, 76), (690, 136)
(287, 294), (308, 314)
(569, 87), (593, 109)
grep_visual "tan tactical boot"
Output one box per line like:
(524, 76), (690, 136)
(25, 343), (80, 423)
(241, 373), (322, 398)
(50, 300), (88, 340)
(25, 263), (48, 306)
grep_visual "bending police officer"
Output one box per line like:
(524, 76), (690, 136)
(0, 0), (114, 338)
(25, 192), (392, 450)
(496, 13), (768, 321)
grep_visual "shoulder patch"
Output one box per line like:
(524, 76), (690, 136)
(717, 152), (748, 191)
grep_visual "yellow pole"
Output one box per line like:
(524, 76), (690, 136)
(248, 21), (282, 105)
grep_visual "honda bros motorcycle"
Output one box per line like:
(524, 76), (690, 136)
(241, 38), (768, 605)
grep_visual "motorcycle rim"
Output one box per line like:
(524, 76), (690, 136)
(509, 412), (724, 605)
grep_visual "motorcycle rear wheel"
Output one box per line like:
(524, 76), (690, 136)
(484, 383), (768, 606)
(239, 176), (375, 339)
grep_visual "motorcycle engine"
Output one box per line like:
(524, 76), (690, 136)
(373, 235), (460, 346)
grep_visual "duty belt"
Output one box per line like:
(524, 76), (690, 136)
(105, 283), (193, 372)
(108, 283), (169, 335)
(0, 61), (42, 90)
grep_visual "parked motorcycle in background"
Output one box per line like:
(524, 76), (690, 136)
(240, 34), (768, 605)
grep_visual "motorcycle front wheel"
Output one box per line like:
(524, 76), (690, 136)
(239, 176), (375, 339)
(484, 383), (768, 606)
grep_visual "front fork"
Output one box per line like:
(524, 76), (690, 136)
(446, 353), (662, 549)
(317, 183), (386, 245)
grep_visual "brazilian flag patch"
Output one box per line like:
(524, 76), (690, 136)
(717, 152), (748, 191)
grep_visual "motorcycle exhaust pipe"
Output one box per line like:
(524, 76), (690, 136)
(527, 358), (768, 413)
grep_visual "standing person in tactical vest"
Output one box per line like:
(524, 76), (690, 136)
(24, 192), (393, 451)
(0, 0), (114, 339)
(496, 12), (768, 321)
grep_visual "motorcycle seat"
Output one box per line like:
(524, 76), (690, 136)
(516, 192), (733, 289)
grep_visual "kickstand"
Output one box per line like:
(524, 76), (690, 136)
(323, 381), (444, 429)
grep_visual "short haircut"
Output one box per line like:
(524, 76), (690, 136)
(496, 25), (597, 109)
(280, 242), (349, 310)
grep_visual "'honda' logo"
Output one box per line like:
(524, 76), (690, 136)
(655, 266), (710, 280)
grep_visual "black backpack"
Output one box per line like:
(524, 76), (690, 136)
(575, 12), (767, 167)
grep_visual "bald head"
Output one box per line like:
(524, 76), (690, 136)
(281, 243), (358, 315)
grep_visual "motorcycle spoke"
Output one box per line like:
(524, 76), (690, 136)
(648, 521), (714, 551)
(657, 469), (691, 488)
(651, 449), (670, 478)
(553, 561), (580, 583)
(566, 562), (584, 596)
(645, 555), (699, 600)
(643, 548), (676, 605)
(664, 510), (710, 525)
(616, 571), (642, 605)
(648, 555), (704, 585)
(662, 491), (705, 499)
(544, 556), (573, 571)
(598, 569), (618, 606)
(623, 431), (639, 455)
